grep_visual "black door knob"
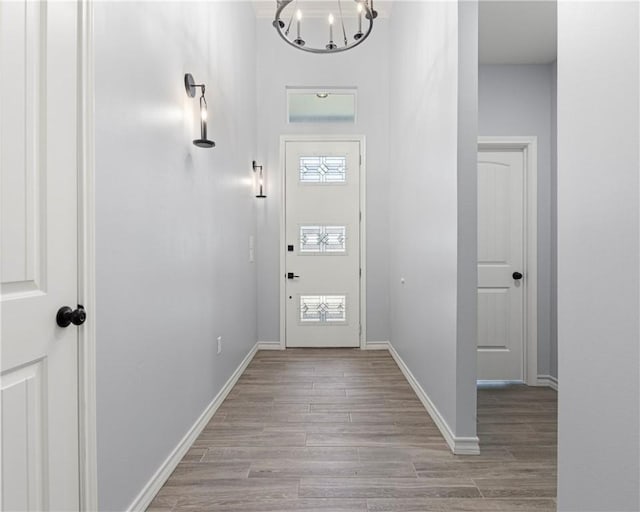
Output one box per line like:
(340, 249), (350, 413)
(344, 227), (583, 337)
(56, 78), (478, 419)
(56, 305), (87, 327)
(287, 272), (300, 280)
(512, 272), (523, 280)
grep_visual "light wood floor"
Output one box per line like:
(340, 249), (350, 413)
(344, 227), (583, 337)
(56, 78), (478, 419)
(149, 349), (557, 511)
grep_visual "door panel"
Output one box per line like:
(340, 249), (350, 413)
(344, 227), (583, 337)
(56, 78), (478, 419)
(1, 362), (46, 511)
(0, 0), (45, 299)
(1, 1), (80, 509)
(477, 150), (525, 381)
(285, 141), (361, 348)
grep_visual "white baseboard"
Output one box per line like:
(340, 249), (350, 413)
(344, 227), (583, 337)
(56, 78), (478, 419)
(127, 342), (260, 512)
(257, 341), (283, 350)
(387, 342), (480, 455)
(477, 380), (525, 386)
(362, 341), (390, 350)
(537, 374), (558, 391)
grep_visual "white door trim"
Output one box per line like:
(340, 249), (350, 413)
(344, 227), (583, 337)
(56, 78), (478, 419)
(279, 135), (367, 350)
(478, 136), (538, 386)
(77, 1), (98, 509)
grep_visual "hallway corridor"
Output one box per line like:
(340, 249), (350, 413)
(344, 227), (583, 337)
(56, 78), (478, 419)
(148, 350), (557, 511)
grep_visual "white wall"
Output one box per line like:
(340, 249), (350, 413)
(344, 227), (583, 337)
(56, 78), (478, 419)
(478, 63), (557, 379)
(550, 60), (557, 379)
(389, 0), (478, 441)
(557, 1), (639, 510)
(94, 2), (257, 510)
(255, 18), (390, 344)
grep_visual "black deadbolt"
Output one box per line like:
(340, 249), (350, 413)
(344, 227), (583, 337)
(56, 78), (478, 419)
(512, 272), (523, 280)
(56, 305), (87, 328)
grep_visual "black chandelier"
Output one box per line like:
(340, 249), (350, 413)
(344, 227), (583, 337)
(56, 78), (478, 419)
(273, 0), (378, 54)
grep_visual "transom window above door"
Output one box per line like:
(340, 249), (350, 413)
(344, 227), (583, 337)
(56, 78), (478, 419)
(287, 88), (357, 123)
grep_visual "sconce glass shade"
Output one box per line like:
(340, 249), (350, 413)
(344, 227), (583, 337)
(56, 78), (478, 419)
(253, 161), (266, 198)
(193, 94), (215, 148)
(185, 73), (215, 148)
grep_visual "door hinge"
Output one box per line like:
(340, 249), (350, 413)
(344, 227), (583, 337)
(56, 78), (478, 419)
(359, 154), (362, 166)
(359, 324), (362, 335)
(359, 268), (362, 277)
(359, 211), (362, 222)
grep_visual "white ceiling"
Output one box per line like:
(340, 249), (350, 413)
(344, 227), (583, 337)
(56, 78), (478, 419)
(479, 0), (557, 64)
(253, 0), (557, 64)
(252, 1), (394, 19)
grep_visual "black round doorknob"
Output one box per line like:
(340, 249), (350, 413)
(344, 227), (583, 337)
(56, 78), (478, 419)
(56, 305), (87, 328)
(512, 272), (523, 280)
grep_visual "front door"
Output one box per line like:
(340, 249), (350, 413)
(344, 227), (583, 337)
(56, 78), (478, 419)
(477, 149), (525, 381)
(1, 2), (82, 509)
(284, 140), (361, 348)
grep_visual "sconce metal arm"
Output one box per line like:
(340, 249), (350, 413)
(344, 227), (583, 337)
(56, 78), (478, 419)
(184, 73), (206, 98)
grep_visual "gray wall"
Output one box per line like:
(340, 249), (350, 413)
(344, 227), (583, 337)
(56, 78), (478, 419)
(557, 1), (639, 509)
(389, 1), (477, 439)
(550, 61), (557, 379)
(478, 64), (557, 379)
(456, 0), (480, 438)
(255, 19), (390, 344)
(94, 3), (257, 509)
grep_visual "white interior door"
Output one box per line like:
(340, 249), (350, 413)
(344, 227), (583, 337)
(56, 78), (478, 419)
(284, 140), (361, 348)
(477, 149), (525, 381)
(1, 2), (81, 510)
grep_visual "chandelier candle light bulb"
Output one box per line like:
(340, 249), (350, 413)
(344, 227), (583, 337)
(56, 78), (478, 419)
(329, 13), (334, 42)
(326, 13), (338, 50)
(293, 9), (305, 46)
(354, 2), (364, 40)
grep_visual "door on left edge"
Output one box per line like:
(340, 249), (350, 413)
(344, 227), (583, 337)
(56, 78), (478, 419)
(1, 1), (81, 510)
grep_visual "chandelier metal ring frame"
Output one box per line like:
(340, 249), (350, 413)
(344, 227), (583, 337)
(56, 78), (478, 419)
(273, 0), (377, 54)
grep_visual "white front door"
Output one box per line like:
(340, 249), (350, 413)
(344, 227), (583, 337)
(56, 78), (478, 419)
(477, 149), (525, 381)
(1, 2), (81, 509)
(284, 140), (361, 348)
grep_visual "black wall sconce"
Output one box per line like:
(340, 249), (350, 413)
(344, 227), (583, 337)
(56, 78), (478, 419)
(253, 161), (266, 198)
(184, 73), (215, 148)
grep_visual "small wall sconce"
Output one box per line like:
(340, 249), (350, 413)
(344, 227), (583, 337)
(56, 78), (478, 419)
(184, 73), (215, 148)
(253, 161), (266, 198)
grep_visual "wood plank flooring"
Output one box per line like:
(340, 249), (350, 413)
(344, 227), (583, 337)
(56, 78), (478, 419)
(148, 349), (557, 512)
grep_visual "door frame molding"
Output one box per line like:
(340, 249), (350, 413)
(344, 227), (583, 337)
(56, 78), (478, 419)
(278, 135), (367, 350)
(77, 1), (98, 509)
(478, 136), (538, 386)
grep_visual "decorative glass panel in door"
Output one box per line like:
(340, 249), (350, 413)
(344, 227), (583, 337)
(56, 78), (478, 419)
(299, 225), (347, 254)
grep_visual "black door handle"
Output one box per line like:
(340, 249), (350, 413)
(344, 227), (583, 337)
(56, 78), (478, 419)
(512, 272), (523, 280)
(287, 272), (300, 280)
(56, 305), (87, 327)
